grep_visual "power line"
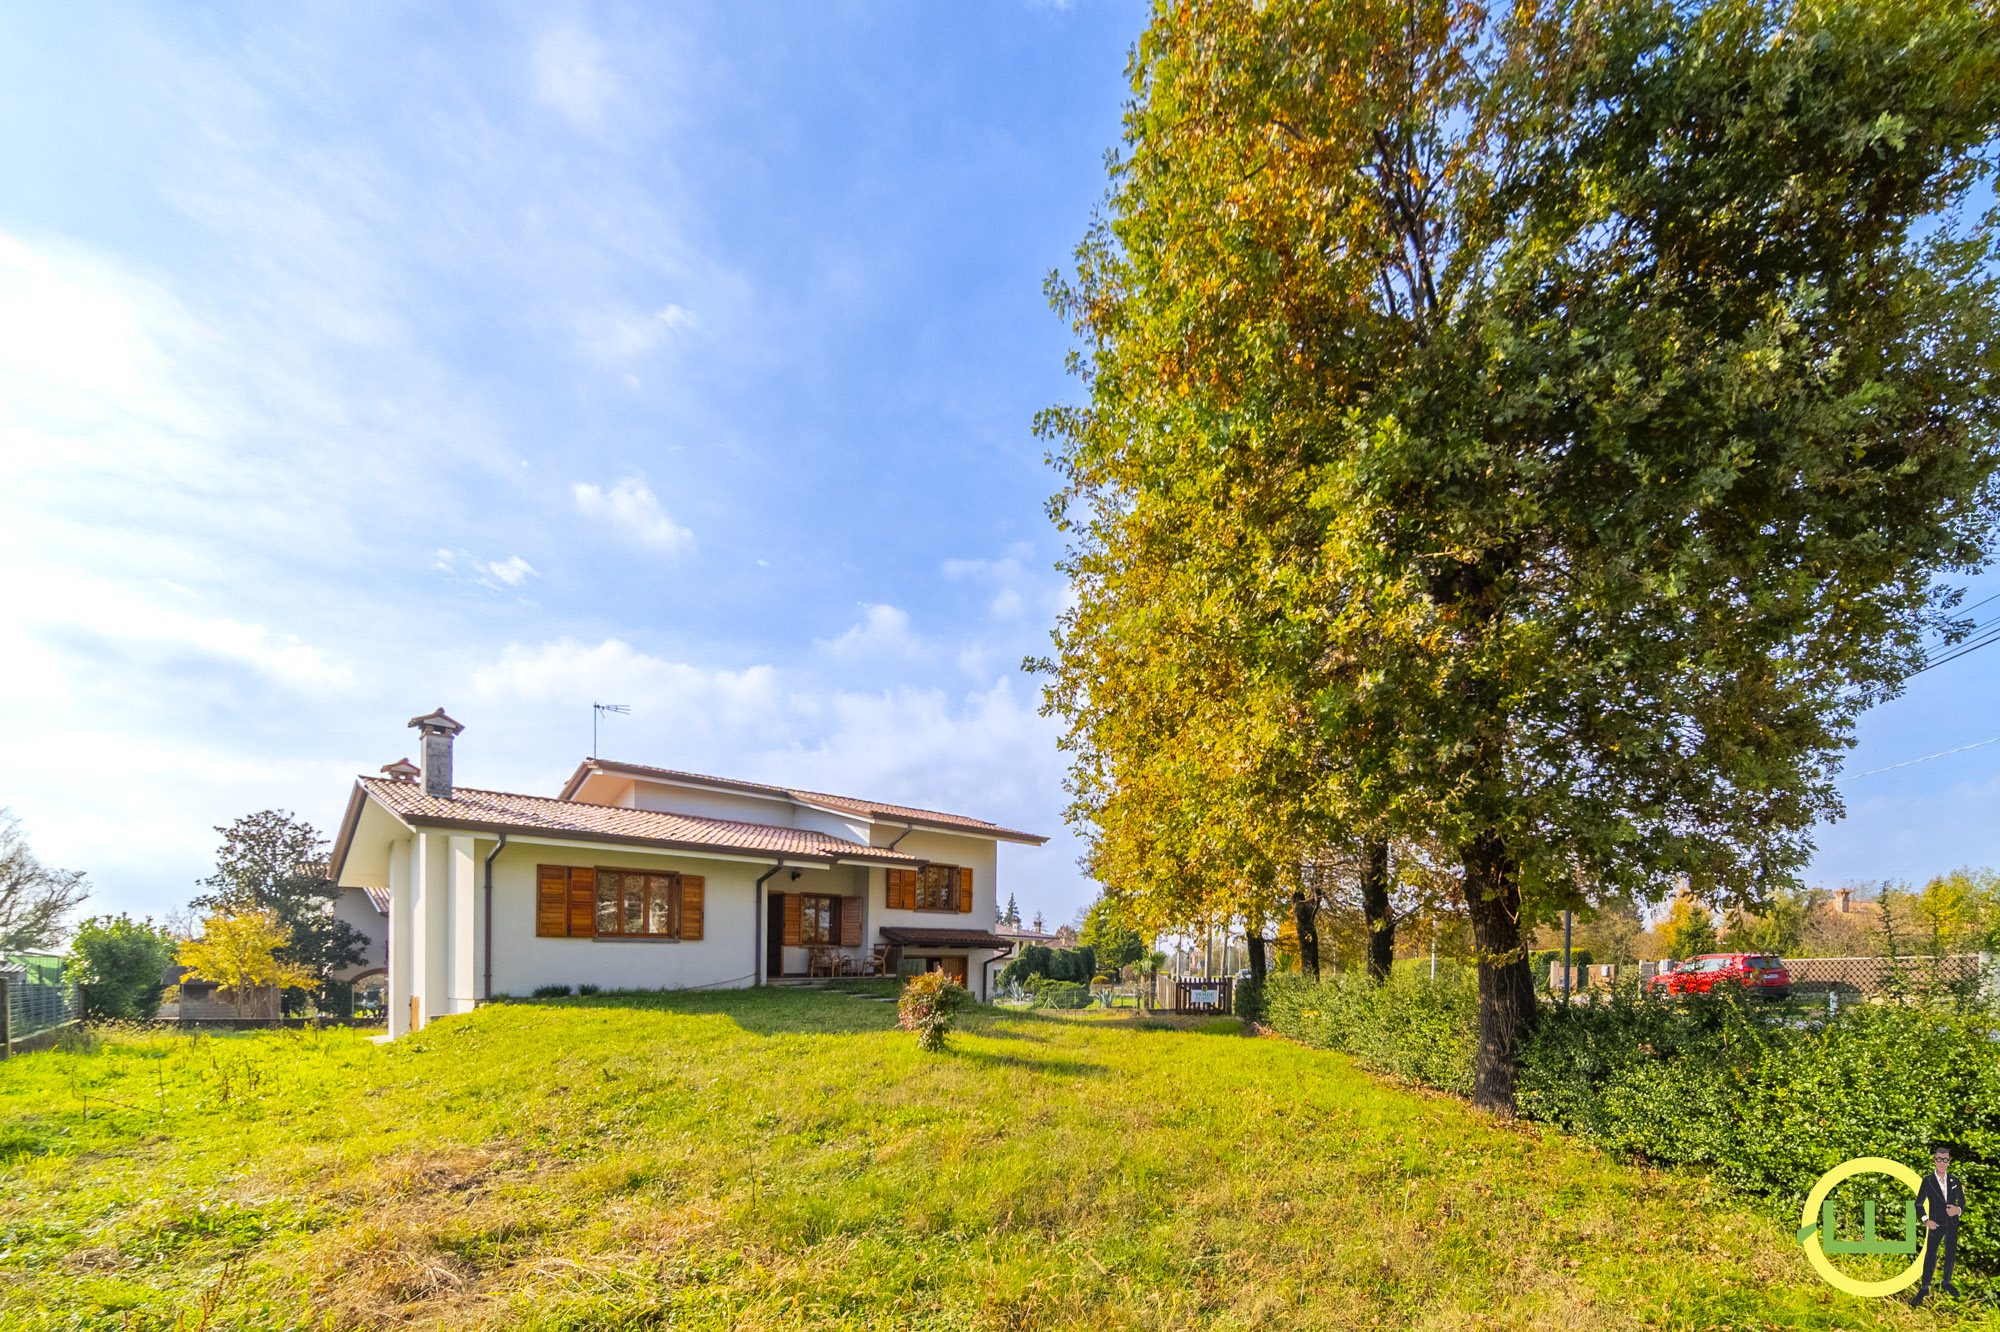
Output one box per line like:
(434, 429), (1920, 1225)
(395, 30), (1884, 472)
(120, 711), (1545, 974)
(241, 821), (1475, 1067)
(1910, 624), (2000, 677)
(1841, 735), (2000, 782)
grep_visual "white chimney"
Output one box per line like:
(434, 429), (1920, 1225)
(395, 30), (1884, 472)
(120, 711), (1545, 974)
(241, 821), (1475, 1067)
(407, 709), (465, 798)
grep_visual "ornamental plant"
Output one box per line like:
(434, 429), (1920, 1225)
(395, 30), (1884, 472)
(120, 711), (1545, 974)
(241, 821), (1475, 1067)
(897, 970), (969, 1052)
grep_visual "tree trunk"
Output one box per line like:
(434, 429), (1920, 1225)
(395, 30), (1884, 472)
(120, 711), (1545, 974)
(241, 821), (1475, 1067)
(1247, 932), (1267, 985)
(1361, 838), (1394, 984)
(1291, 886), (1320, 982)
(1463, 831), (1535, 1116)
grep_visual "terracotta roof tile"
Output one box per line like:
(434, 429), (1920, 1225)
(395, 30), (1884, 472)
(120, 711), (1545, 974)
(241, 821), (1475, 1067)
(879, 926), (1017, 949)
(560, 759), (1047, 844)
(357, 777), (922, 865)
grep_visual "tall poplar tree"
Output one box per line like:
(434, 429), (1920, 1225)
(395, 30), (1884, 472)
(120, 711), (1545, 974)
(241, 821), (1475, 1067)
(1043, 0), (2000, 1111)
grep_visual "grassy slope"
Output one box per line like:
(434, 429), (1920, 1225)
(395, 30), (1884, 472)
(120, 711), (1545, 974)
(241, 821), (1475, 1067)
(0, 988), (1985, 1331)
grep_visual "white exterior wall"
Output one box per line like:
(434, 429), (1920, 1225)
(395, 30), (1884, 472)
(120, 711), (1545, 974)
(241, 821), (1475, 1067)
(446, 835), (478, 1016)
(486, 842), (761, 995)
(866, 829), (1003, 1001)
(388, 837), (412, 1037)
(626, 780), (800, 827)
(410, 833), (451, 1029)
(773, 863), (869, 977)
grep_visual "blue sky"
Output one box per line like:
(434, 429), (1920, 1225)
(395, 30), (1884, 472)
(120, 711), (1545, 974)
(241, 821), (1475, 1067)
(1, 2), (1997, 932)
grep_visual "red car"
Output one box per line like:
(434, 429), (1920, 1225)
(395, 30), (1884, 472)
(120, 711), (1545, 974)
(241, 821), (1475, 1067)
(1649, 952), (1791, 1000)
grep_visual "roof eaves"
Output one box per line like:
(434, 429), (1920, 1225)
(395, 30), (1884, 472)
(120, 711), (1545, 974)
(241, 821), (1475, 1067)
(390, 810), (851, 867)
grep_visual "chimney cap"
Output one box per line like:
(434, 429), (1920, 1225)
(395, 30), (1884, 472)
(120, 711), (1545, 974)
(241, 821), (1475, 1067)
(407, 708), (465, 736)
(381, 757), (421, 781)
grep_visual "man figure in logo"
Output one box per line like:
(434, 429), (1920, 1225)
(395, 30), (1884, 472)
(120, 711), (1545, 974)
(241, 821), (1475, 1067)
(1914, 1143), (1965, 1305)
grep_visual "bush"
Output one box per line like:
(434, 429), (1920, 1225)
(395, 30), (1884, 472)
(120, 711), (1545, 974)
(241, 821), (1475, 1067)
(1263, 963), (1478, 1094)
(70, 915), (175, 1021)
(1519, 989), (2000, 1273)
(998, 945), (1097, 990)
(898, 971), (969, 1051)
(576, 984), (600, 996)
(1027, 978), (1090, 1010)
(530, 984), (572, 999)
(1263, 960), (2000, 1275)
(1234, 976), (1267, 1024)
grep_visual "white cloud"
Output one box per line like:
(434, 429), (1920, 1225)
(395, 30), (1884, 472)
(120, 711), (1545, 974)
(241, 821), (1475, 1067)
(655, 304), (698, 331)
(1, 571), (354, 700)
(481, 555), (537, 586)
(532, 26), (615, 132)
(471, 637), (784, 727)
(570, 478), (696, 554)
(820, 604), (926, 661)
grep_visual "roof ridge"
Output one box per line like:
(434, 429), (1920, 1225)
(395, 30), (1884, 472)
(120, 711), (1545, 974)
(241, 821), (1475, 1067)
(358, 776), (886, 847)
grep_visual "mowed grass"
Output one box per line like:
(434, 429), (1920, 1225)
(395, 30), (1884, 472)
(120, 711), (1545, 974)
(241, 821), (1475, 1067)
(0, 988), (1984, 1331)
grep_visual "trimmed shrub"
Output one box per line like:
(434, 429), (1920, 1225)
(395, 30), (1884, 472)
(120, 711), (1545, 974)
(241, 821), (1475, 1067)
(1028, 978), (1090, 1010)
(1262, 962), (1478, 1094)
(998, 945), (1097, 990)
(898, 970), (969, 1051)
(530, 984), (572, 999)
(1234, 976), (1267, 1024)
(1519, 989), (2000, 1272)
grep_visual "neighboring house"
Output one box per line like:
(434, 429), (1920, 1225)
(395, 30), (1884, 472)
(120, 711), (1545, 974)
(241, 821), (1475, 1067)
(330, 709), (1047, 1037)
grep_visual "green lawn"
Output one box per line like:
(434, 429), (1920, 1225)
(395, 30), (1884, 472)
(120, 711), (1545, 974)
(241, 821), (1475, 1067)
(0, 988), (1985, 1330)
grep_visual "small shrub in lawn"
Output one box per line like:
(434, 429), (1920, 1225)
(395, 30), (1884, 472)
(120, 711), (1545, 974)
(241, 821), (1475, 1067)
(531, 984), (572, 999)
(577, 984), (600, 996)
(898, 971), (969, 1051)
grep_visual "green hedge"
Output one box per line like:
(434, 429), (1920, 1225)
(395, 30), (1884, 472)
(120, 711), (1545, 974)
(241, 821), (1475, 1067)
(1262, 963), (1478, 1095)
(1521, 989), (2000, 1274)
(1264, 965), (2000, 1275)
(1028, 979), (1091, 1009)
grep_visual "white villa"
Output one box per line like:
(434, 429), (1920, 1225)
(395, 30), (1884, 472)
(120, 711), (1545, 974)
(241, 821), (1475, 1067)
(330, 710), (1046, 1037)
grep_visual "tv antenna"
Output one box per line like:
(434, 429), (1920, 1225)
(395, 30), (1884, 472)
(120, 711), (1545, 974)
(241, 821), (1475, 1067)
(592, 703), (630, 758)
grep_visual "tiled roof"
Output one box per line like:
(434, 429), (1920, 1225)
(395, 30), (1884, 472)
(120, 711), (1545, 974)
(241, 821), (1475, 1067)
(353, 777), (924, 865)
(362, 887), (390, 915)
(879, 926), (1017, 950)
(560, 758), (1048, 844)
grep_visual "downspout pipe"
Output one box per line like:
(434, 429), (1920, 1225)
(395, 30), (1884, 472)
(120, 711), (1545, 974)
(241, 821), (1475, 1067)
(483, 832), (507, 1003)
(754, 861), (786, 986)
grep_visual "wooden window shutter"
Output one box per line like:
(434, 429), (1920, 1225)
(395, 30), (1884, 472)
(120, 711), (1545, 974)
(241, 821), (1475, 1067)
(568, 866), (596, 937)
(958, 866), (974, 914)
(888, 868), (915, 910)
(679, 875), (704, 940)
(782, 891), (802, 946)
(536, 865), (569, 937)
(840, 895), (863, 947)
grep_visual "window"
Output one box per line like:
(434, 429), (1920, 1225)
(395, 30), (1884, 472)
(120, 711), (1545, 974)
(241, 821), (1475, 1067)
(598, 870), (680, 937)
(915, 865), (958, 910)
(536, 864), (705, 940)
(800, 893), (837, 945)
(886, 866), (974, 914)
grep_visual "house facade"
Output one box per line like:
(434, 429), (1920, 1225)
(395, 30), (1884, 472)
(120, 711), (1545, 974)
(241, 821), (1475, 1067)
(330, 710), (1045, 1037)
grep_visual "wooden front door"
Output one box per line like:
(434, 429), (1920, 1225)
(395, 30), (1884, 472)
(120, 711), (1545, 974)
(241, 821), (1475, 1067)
(937, 956), (968, 986)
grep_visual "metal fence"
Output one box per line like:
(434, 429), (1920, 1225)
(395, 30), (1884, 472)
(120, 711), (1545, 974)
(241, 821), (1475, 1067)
(1, 976), (82, 1056)
(1547, 953), (1996, 999)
